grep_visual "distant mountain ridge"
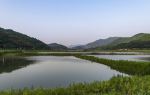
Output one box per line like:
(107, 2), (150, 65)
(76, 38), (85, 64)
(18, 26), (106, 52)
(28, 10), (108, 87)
(72, 37), (119, 49)
(85, 37), (119, 49)
(94, 33), (150, 50)
(106, 33), (150, 49)
(0, 27), (49, 50)
(109, 33), (150, 46)
(72, 33), (150, 50)
(48, 43), (68, 50)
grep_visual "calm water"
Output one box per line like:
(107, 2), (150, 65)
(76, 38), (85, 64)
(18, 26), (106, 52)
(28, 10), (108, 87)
(92, 55), (150, 62)
(0, 56), (125, 90)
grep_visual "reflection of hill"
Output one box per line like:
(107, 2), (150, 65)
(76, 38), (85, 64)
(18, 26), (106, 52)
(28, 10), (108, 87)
(0, 57), (34, 74)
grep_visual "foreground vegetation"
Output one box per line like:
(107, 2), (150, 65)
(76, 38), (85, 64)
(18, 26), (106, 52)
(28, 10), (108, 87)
(0, 76), (150, 95)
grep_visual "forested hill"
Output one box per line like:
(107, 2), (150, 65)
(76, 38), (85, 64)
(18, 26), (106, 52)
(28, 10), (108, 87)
(109, 33), (150, 49)
(96, 33), (150, 50)
(0, 27), (49, 50)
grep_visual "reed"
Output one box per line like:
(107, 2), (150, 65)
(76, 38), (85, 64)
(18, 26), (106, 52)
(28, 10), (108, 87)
(75, 55), (150, 75)
(0, 76), (150, 95)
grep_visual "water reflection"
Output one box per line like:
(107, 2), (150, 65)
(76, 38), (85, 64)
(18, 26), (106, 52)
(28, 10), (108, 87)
(0, 56), (126, 90)
(92, 55), (150, 62)
(139, 57), (150, 61)
(0, 57), (34, 74)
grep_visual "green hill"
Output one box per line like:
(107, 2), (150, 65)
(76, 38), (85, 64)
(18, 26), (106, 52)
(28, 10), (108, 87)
(108, 33), (150, 44)
(112, 40), (150, 49)
(72, 37), (119, 50)
(92, 33), (150, 50)
(0, 27), (49, 50)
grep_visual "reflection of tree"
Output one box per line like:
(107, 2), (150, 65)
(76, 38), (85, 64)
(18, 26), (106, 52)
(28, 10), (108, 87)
(0, 57), (34, 74)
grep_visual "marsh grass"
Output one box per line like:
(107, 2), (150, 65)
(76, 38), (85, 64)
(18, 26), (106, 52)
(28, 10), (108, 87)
(75, 55), (150, 75)
(16, 52), (81, 56)
(0, 76), (150, 95)
(0, 50), (23, 56)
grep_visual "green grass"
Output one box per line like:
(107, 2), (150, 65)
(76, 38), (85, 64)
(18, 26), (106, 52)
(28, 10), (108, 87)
(0, 76), (150, 95)
(16, 52), (81, 56)
(0, 49), (150, 57)
(0, 50), (23, 56)
(75, 55), (150, 75)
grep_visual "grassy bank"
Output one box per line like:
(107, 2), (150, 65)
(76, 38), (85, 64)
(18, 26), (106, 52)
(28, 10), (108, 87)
(16, 52), (80, 56)
(75, 55), (150, 75)
(0, 76), (150, 95)
(0, 51), (75, 56)
(0, 49), (150, 56)
(0, 50), (23, 56)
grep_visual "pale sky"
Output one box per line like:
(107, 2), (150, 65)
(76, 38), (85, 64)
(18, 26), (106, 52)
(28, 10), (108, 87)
(0, 0), (150, 46)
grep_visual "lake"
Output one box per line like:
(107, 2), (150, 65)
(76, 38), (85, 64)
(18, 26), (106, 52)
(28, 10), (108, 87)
(0, 56), (125, 90)
(92, 55), (150, 62)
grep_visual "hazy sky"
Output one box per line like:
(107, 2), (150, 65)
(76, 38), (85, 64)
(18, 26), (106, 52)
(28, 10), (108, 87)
(0, 0), (150, 46)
